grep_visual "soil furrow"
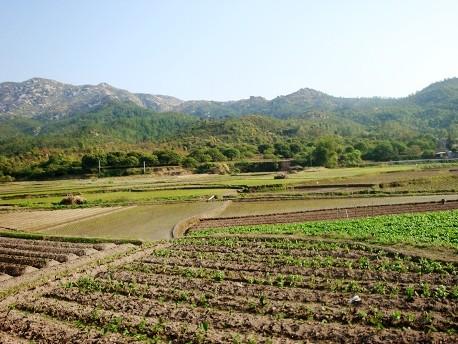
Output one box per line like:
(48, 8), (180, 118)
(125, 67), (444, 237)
(97, 270), (458, 314)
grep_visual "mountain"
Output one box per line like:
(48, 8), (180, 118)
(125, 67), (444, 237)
(0, 78), (338, 118)
(0, 78), (458, 122)
(0, 78), (183, 118)
(0, 77), (457, 157)
(1, 77), (458, 121)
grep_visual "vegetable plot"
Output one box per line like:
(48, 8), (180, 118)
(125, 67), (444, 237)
(1, 234), (456, 343)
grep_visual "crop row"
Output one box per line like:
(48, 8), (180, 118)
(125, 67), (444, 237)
(0, 262), (37, 277)
(96, 270), (457, 314)
(0, 241), (95, 257)
(45, 282), (457, 334)
(0, 237), (121, 279)
(141, 255), (457, 286)
(0, 254), (58, 269)
(176, 236), (456, 267)
(0, 247), (76, 263)
(176, 236), (392, 254)
(168, 242), (382, 260)
(121, 262), (458, 301)
(0, 237), (114, 251)
(12, 290), (454, 343)
(151, 248), (457, 276)
(0, 309), (142, 344)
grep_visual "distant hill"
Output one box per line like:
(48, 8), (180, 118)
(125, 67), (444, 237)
(0, 77), (457, 156)
(1, 77), (458, 121)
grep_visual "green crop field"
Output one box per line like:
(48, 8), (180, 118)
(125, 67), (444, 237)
(192, 210), (458, 250)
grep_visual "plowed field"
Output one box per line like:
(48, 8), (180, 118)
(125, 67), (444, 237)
(0, 237), (121, 283)
(1, 234), (456, 343)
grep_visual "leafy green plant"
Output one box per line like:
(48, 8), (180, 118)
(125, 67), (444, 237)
(405, 285), (416, 301)
(211, 270), (225, 282)
(372, 282), (386, 295)
(434, 285), (449, 299)
(420, 283), (431, 298)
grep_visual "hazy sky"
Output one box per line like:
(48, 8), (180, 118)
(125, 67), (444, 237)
(1, 0), (457, 100)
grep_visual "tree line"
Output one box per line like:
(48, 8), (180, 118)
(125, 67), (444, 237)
(0, 134), (442, 181)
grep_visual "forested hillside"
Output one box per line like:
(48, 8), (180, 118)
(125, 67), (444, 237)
(0, 78), (457, 180)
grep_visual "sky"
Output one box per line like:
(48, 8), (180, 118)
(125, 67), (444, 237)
(1, 0), (458, 100)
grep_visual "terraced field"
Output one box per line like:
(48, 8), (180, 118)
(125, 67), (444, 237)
(1, 232), (456, 343)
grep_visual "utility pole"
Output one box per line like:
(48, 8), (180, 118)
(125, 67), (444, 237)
(98, 159), (101, 175)
(143, 161), (146, 174)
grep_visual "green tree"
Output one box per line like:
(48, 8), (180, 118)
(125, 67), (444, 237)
(312, 137), (341, 168)
(155, 150), (183, 165)
(182, 157), (199, 168)
(222, 147), (240, 160)
(365, 141), (396, 161)
(206, 148), (226, 162)
(339, 148), (362, 167)
(274, 143), (293, 158)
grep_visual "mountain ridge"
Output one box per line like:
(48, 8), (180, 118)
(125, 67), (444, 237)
(2, 77), (457, 119)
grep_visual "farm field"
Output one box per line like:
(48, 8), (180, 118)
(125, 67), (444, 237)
(193, 209), (458, 251)
(2, 195), (457, 241)
(0, 235), (134, 292)
(220, 194), (458, 217)
(38, 202), (228, 240)
(194, 200), (458, 231)
(1, 164), (456, 209)
(0, 207), (125, 231)
(0, 188), (235, 208)
(0, 210), (457, 343)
